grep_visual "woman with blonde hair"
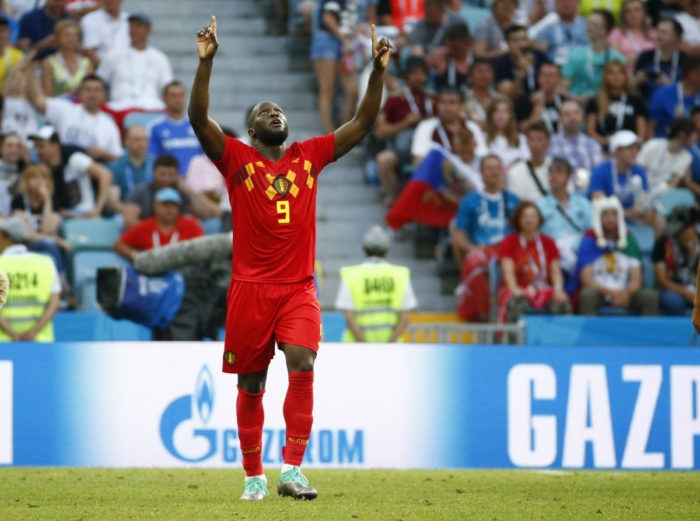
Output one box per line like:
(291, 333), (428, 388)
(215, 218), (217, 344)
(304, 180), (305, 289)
(585, 60), (646, 150)
(608, 0), (657, 68)
(483, 98), (530, 168)
(40, 19), (94, 98)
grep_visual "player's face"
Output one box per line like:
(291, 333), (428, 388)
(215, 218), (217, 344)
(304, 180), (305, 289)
(252, 103), (289, 146)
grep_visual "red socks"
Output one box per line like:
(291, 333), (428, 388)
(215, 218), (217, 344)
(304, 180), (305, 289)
(236, 386), (265, 476)
(282, 371), (314, 466)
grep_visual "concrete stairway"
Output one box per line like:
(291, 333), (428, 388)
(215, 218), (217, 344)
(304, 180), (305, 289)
(124, 0), (455, 311)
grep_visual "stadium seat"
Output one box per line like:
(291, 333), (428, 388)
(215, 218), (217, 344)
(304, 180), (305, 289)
(642, 256), (656, 289)
(122, 111), (165, 130)
(627, 222), (654, 255)
(654, 188), (696, 217)
(63, 218), (122, 251)
(202, 217), (222, 235)
(73, 251), (128, 311)
(460, 5), (491, 32)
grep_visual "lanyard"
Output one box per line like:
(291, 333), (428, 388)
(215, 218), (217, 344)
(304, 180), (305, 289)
(430, 23), (447, 49)
(436, 120), (452, 152)
(542, 95), (562, 134)
(654, 50), (679, 82)
(625, 30), (642, 54)
(479, 192), (506, 243)
(675, 82), (700, 118)
(152, 230), (179, 249)
(470, 91), (488, 122)
(611, 159), (634, 203)
(555, 22), (574, 47)
(586, 46), (610, 82)
(403, 86), (429, 118)
(124, 157), (153, 192)
(601, 92), (628, 132)
(447, 55), (472, 88)
(519, 233), (547, 282)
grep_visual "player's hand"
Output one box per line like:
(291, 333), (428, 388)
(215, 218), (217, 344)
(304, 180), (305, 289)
(197, 15), (219, 60)
(371, 24), (392, 71)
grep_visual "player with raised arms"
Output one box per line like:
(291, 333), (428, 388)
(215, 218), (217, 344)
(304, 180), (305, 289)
(189, 16), (391, 501)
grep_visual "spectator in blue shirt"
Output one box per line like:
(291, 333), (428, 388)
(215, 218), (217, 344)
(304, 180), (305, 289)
(648, 56), (700, 138)
(451, 154), (520, 265)
(17, 0), (69, 59)
(537, 157), (592, 292)
(147, 81), (203, 175)
(532, 0), (589, 66)
(107, 124), (154, 213)
(589, 129), (661, 232)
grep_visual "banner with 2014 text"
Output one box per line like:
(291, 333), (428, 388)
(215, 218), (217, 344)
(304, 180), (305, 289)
(1, 342), (699, 469)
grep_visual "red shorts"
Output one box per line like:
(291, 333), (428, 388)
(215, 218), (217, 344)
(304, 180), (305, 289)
(222, 278), (322, 374)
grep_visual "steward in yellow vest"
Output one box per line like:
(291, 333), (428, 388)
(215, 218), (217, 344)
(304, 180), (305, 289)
(0, 217), (60, 342)
(335, 225), (417, 342)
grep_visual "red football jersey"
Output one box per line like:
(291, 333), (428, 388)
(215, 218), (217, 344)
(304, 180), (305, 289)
(214, 134), (336, 283)
(120, 215), (205, 251)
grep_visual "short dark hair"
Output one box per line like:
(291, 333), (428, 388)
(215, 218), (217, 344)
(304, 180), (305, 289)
(436, 87), (463, 102)
(538, 61), (561, 74)
(80, 74), (106, 89)
(469, 58), (494, 75)
(526, 121), (550, 138)
(154, 154), (179, 170)
(162, 80), (185, 97)
(591, 9), (615, 33)
(657, 17), (683, 38)
(0, 18), (9, 28)
(509, 201), (544, 231)
(549, 157), (572, 176)
(445, 22), (470, 41)
(686, 55), (700, 73)
(669, 118), (695, 139)
(504, 24), (528, 40)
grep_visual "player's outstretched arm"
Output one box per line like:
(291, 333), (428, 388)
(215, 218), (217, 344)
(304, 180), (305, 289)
(333, 25), (392, 160)
(189, 16), (227, 161)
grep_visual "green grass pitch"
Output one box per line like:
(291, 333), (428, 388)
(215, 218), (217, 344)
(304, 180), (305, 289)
(1, 468), (699, 520)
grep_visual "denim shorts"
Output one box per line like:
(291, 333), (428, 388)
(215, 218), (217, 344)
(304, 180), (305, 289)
(310, 29), (341, 61)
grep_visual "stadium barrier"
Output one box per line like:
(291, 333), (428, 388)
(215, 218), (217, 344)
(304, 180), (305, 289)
(2, 341), (700, 470)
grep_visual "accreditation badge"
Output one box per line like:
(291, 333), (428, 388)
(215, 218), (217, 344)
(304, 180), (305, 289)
(273, 175), (290, 196)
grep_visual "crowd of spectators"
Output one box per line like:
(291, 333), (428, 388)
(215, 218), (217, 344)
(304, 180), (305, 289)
(299, 0), (700, 320)
(0, 0), (226, 311)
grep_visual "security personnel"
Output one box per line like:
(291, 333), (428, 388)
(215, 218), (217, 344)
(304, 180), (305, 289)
(335, 225), (417, 342)
(0, 217), (60, 342)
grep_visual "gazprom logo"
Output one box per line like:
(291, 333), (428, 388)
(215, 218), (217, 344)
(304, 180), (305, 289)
(160, 365), (217, 462)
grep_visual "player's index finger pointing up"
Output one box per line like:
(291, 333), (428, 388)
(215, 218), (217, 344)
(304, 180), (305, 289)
(371, 24), (376, 48)
(211, 15), (217, 35)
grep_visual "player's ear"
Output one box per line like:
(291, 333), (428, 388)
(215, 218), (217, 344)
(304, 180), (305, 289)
(248, 128), (256, 138)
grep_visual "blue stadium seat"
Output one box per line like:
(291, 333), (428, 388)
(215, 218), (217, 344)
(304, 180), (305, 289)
(642, 256), (656, 289)
(654, 188), (696, 217)
(202, 217), (222, 235)
(460, 5), (491, 32)
(63, 218), (122, 251)
(123, 111), (164, 130)
(626, 222), (654, 255)
(73, 251), (128, 311)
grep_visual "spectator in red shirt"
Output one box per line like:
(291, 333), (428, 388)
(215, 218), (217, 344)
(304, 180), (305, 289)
(498, 201), (571, 323)
(112, 187), (204, 261)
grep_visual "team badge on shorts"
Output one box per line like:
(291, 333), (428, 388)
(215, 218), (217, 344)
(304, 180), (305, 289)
(224, 351), (237, 366)
(273, 175), (290, 196)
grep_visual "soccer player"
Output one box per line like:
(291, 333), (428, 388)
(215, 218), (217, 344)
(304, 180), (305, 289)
(189, 16), (391, 501)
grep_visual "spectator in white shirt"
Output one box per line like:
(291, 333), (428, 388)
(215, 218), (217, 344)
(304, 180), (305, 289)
(80, 0), (129, 64)
(97, 12), (173, 111)
(25, 69), (123, 162)
(507, 121), (552, 202)
(637, 118), (694, 198)
(483, 98), (530, 168)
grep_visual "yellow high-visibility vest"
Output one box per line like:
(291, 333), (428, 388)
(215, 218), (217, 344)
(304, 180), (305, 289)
(0, 253), (56, 342)
(340, 262), (410, 342)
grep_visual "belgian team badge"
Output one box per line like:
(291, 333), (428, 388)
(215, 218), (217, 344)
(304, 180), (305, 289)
(273, 175), (290, 196)
(224, 351), (236, 366)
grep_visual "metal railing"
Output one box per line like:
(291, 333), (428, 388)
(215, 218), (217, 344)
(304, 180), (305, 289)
(406, 320), (526, 345)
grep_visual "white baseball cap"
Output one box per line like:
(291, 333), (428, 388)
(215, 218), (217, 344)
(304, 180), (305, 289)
(362, 225), (390, 252)
(609, 130), (640, 152)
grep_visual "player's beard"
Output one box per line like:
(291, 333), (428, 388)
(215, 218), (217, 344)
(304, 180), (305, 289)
(257, 125), (289, 147)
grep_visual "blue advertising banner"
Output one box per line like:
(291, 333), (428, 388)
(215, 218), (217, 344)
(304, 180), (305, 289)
(1, 342), (699, 469)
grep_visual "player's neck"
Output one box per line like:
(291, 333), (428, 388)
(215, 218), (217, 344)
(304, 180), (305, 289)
(255, 142), (287, 162)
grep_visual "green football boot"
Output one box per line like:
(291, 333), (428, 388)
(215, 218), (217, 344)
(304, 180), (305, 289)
(277, 466), (318, 500)
(240, 476), (269, 501)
